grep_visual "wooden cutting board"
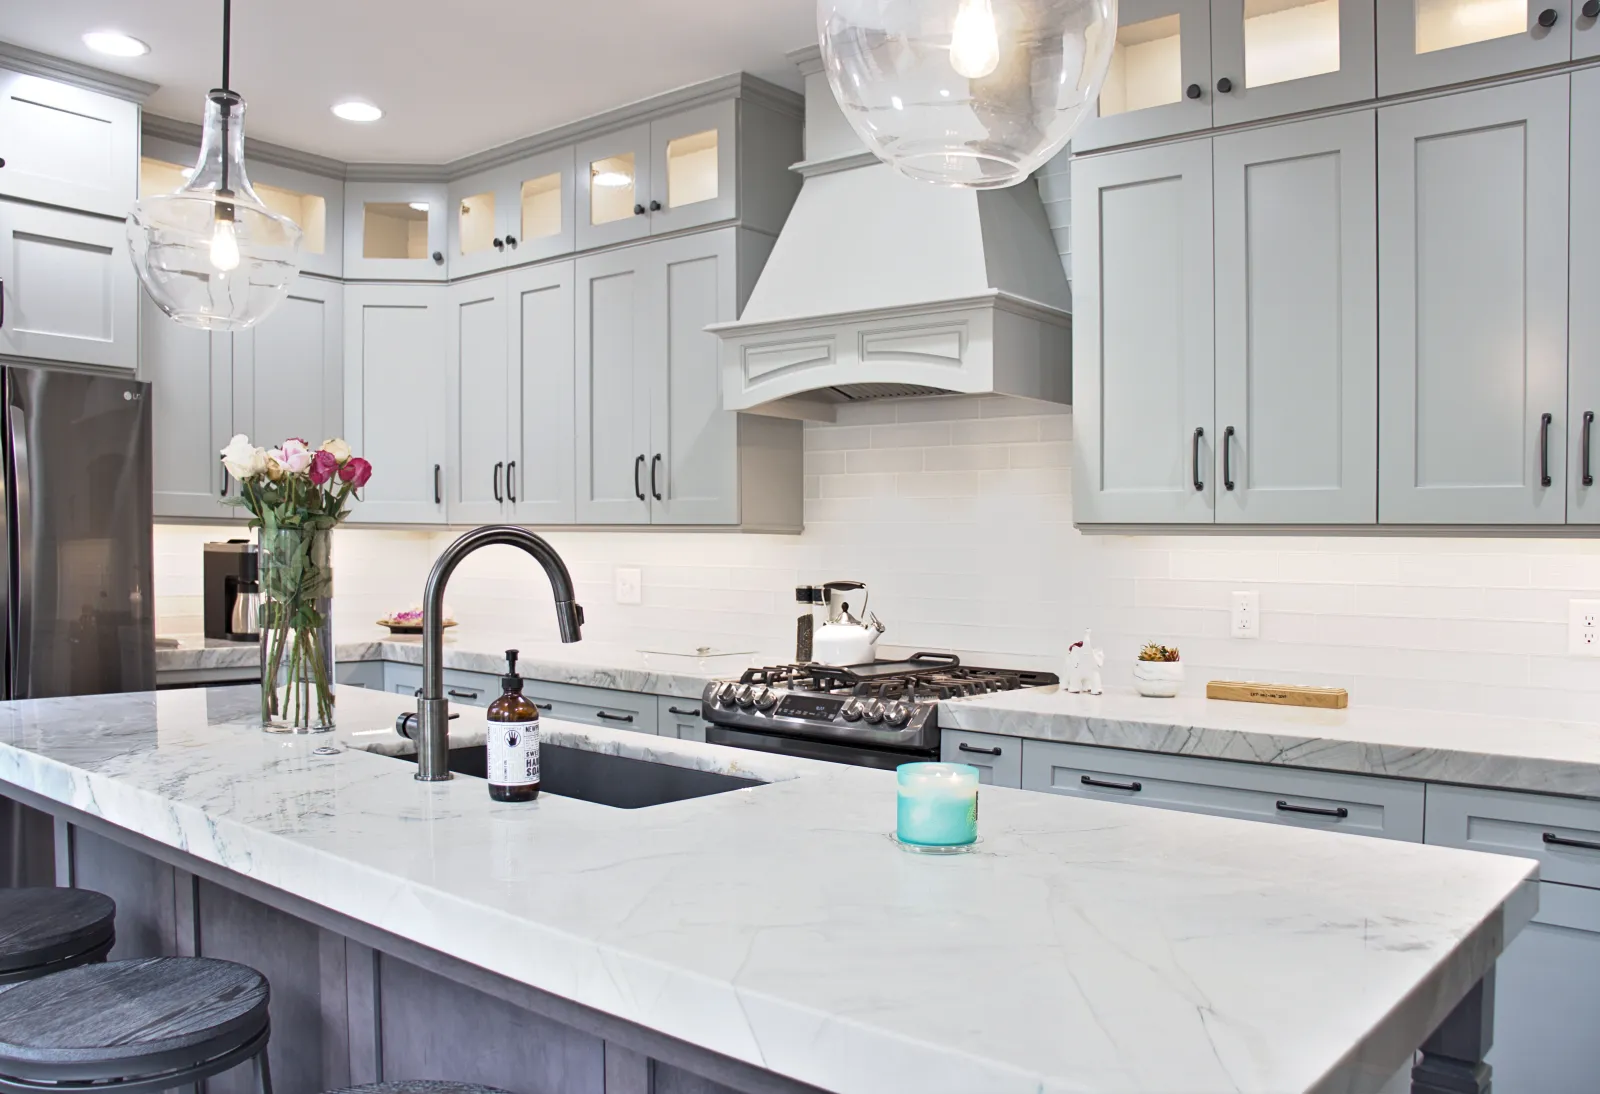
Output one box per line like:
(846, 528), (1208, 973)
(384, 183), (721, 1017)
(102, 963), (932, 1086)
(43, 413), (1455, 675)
(1206, 680), (1349, 709)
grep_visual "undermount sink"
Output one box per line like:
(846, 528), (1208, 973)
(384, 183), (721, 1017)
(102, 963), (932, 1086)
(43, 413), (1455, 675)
(386, 743), (763, 809)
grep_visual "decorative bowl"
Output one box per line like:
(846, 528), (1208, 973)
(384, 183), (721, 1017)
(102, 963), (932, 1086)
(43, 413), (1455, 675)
(377, 618), (456, 635)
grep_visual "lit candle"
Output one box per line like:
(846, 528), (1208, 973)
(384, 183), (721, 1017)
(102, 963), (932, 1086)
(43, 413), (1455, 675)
(896, 762), (980, 848)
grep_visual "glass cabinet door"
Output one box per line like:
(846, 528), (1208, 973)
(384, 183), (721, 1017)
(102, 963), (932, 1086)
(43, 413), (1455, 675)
(1074, 0), (1214, 152)
(508, 145), (575, 264)
(343, 182), (447, 281)
(1210, 0), (1375, 125)
(647, 100), (736, 235)
(1378, 1), (1572, 95)
(575, 124), (652, 251)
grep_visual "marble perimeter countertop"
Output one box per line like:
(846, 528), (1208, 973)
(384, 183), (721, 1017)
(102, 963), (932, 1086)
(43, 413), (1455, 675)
(0, 684), (1538, 1094)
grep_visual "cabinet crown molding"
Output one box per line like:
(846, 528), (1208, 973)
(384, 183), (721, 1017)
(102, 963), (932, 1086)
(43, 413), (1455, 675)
(0, 39), (157, 102)
(141, 113), (350, 179)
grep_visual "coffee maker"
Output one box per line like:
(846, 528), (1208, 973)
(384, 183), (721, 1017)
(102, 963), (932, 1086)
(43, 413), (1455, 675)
(203, 540), (261, 641)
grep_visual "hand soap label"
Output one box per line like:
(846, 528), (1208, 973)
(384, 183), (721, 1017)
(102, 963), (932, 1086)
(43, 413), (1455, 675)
(487, 720), (540, 787)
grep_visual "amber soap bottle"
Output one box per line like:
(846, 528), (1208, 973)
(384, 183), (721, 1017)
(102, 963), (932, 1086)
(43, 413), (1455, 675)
(485, 649), (540, 802)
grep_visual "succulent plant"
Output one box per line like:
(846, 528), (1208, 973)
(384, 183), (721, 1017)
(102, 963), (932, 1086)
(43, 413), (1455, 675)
(1138, 643), (1181, 662)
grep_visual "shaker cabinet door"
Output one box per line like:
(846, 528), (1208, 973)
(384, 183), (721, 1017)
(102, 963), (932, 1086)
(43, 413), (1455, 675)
(0, 202), (137, 371)
(1208, 0), (1375, 126)
(0, 68), (138, 218)
(575, 124), (652, 252)
(232, 276), (343, 451)
(1213, 112), (1377, 524)
(1377, 77), (1569, 525)
(575, 247), (652, 524)
(145, 294), (235, 521)
(647, 100), (737, 236)
(1071, 139), (1215, 524)
(1074, 0), (1214, 152)
(445, 275), (511, 525)
(1571, 68), (1600, 523)
(509, 260), (577, 525)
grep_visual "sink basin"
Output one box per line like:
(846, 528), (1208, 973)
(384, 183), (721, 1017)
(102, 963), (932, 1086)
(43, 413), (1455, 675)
(386, 744), (763, 809)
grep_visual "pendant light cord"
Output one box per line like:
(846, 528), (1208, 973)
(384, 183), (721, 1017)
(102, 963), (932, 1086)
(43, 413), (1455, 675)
(218, 0), (232, 197)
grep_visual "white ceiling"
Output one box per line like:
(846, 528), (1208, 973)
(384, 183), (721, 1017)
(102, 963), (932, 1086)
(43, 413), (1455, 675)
(2, 0), (815, 164)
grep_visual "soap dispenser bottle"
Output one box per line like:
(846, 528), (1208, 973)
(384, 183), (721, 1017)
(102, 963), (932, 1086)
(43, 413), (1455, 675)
(486, 649), (540, 802)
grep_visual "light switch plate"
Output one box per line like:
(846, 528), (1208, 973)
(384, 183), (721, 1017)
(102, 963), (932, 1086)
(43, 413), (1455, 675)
(1569, 600), (1600, 656)
(1231, 590), (1260, 639)
(615, 567), (642, 605)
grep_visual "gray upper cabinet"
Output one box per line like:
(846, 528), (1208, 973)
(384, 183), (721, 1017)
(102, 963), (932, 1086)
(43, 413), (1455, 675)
(445, 274), (512, 525)
(0, 201), (137, 372)
(1213, 111), (1376, 524)
(343, 284), (448, 523)
(343, 182), (448, 281)
(1075, 0), (1214, 152)
(645, 100), (737, 236)
(448, 146), (576, 278)
(1208, 0), (1375, 126)
(1579, 0), (1600, 57)
(1071, 138), (1215, 524)
(508, 261), (576, 525)
(575, 243), (653, 524)
(1572, 67), (1600, 524)
(233, 276), (343, 449)
(1378, 0), (1573, 95)
(575, 123), (654, 252)
(145, 295), (233, 520)
(0, 67), (138, 218)
(1378, 76), (1570, 525)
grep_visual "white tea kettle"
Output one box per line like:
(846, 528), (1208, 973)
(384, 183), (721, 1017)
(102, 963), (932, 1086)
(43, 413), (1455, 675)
(812, 580), (885, 666)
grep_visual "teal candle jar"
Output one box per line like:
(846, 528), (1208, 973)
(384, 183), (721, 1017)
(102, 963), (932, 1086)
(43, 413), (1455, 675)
(896, 762), (980, 848)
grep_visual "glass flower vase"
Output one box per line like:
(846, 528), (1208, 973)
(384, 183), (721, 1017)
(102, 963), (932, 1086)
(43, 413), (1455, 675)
(258, 524), (335, 732)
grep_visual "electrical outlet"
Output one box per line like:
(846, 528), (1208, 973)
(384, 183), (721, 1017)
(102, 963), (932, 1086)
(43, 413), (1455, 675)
(1231, 590), (1260, 639)
(1569, 600), (1600, 656)
(615, 567), (642, 605)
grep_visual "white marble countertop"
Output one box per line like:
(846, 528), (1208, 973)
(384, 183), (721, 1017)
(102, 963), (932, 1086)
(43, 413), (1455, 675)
(941, 687), (1600, 799)
(0, 685), (1538, 1094)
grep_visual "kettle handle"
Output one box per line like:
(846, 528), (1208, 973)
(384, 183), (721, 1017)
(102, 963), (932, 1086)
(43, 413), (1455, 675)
(822, 580), (868, 621)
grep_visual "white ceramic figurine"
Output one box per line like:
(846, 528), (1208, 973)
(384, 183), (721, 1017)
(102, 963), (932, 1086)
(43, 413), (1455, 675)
(1064, 630), (1104, 695)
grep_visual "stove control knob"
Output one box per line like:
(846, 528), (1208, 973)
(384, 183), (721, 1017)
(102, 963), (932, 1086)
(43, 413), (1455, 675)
(735, 685), (756, 709)
(840, 699), (864, 722)
(862, 700), (886, 725)
(753, 686), (778, 711)
(884, 701), (912, 728)
(717, 683), (740, 707)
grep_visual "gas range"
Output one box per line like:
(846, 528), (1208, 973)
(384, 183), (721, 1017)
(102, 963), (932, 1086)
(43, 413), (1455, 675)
(700, 653), (1057, 770)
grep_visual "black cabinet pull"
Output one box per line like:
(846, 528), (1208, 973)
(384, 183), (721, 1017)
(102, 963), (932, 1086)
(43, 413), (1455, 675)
(1191, 427), (1205, 491)
(492, 237), (505, 251)
(650, 453), (662, 500)
(1276, 799), (1349, 819)
(1081, 775), (1142, 792)
(507, 460), (517, 502)
(505, 234), (518, 248)
(958, 742), (1003, 756)
(633, 454), (645, 501)
(1540, 412), (1554, 487)
(534, 702), (552, 711)
(220, 462), (228, 498)
(432, 251), (444, 264)
(1216, 76), (1234, 93)
(493, 461), (504, 503)
(1583, 412), (1594, 487)
(596, 710), (634, 723)
(1222, 425), (1236, 491)
(1543, 831), (1600, 852)
(649, 199), (662, 212)
(1538, 7), (1559, 26)
(447, 688), (479, 699)
(0, 276), (5, 328)
(433, 464), (442, 505)
(1584, 0), (1600, 19)
(668, 706), (700, 717)
(633, 203), (646, 216)
(1186, 83), (1202, 100)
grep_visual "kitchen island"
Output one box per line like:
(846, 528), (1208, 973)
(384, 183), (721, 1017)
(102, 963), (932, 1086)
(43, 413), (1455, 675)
(0, 685), (1535, 1094)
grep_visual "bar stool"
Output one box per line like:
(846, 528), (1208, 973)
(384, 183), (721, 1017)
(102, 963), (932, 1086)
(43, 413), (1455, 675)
(0, 888), (115, 986)
(326, 1084), (513, 1093)
(0, 957), (272, 1093)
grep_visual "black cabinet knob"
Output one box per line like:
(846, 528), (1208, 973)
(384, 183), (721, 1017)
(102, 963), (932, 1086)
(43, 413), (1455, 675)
(633, 203), (646, 216)
(1216, 76), (1234, 93)
(431, 251), (443, 264)
(505, 234), (517, 247)
(1186, 83), (1202, 100)
(492, 237), (504, 251)
(648, 199), (662, 211)
(1538, 7), (1558, 25)
(0, 157), (6, 168)
(1582, 0), (1597, 18)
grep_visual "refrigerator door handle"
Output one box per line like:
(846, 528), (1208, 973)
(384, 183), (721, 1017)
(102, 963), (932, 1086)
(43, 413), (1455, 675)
(7, 388), (28, 699)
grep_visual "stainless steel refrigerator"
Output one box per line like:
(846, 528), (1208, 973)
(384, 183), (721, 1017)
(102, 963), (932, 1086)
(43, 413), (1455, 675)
(1, 365), (153, 886)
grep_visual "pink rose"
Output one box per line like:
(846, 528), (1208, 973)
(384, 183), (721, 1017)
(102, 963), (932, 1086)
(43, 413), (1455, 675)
(308, 448), (339, 485)
(277, 438), (313, 475)
(339, 457), (373, 488)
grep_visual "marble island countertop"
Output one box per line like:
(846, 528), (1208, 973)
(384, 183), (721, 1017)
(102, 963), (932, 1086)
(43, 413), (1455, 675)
(941, 687), (1600, 798)
(0, 684), (1538, 1094)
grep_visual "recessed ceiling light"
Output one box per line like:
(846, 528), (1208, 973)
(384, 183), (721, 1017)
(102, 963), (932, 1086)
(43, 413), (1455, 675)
(408, 202), (430, 212)
(83, 31), (150, 57)
(592, 171), (632, 188)
(332, 101), (382, 122)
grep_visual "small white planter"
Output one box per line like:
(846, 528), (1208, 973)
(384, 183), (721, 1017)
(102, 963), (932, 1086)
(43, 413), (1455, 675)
(1132, 660), (1184, 698)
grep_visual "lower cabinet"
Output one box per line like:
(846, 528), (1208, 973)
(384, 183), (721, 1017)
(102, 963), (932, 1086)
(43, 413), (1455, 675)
(369, 661), (660, 734)
(659, 696), (710, 742)
(939, 729), (1022, 787)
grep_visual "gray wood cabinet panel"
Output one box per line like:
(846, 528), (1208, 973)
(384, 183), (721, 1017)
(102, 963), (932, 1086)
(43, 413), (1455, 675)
(510, 260), (577, 524)
(576, 245), (653, 524)
(1424, 783), (1600, 891)
(0, 201), (137, 371)
(233, 275), (343, 449)
(344, 284), (448, 523)
(1484, 881), (1600, 1094)
(146, 294), (235, 520)
(0, 67), (138, 218)
(1378, 0), (1573, 96)
(1213, 112), (1376, 524)
(343, 181), (448, 281)
(336, 660), (386, 690)
(1209, 0), (1375, 127)
(384, 660), (423, 698)
(1378, 76), (1570, 525)
(521, 678), (660, 734)
(1073, 0), (1215, 153)
(1021, 739), (1425, 841)
(939, 730), (1022, 788)
(659, 696), (709, 742)
(1071, 138), (1215, 524)
(446, 274), (512, 525)
(1571, 67), (1600, 523)
(1579, 0), (1600, 58)
(69, 827), (177, 960)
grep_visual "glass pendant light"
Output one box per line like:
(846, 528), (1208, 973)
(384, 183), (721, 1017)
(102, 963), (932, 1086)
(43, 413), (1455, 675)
(127, 0), (302, 331)
(818, 0), (1118, 189)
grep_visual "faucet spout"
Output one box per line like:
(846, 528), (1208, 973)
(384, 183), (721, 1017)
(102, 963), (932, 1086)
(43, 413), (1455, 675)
(410, 525), (584, 782)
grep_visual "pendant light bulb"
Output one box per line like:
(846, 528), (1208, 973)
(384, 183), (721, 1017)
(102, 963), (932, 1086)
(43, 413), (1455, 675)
(209, 210), (241, 272)
(949, 0), (1000, 79)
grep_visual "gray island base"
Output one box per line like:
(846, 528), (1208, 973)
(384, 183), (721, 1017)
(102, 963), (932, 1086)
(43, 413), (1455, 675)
(0, 686), (1537, 1094)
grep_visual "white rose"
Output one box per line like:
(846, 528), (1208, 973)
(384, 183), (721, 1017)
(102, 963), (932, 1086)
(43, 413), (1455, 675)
(319, 438), (352, 465)
(220, 435), (263, 481)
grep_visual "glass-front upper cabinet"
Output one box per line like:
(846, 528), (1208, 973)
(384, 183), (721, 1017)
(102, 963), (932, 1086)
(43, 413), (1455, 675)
(1210, 0), (1375, 125)
(1378, 0), (1573, 94)
(576, 124), (653, 251)
(447, 147), (575, 277)
(343, 182), (448, 281)
(1074, 0), (1214, 152)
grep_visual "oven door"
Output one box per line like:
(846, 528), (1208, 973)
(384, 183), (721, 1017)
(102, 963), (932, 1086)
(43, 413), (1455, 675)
(706, 725), (935, 771)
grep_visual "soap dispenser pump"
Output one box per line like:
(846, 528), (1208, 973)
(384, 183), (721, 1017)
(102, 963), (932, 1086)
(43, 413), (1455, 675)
(485, 649), (540, 802)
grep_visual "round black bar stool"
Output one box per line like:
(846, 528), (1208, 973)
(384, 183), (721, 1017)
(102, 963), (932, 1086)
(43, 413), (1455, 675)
(0, 888), (115, 986)
(326, 1084), (513, 1093)
(0, 957), (272, 1093)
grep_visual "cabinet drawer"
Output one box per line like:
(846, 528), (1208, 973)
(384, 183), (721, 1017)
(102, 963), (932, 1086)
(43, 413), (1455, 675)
(384, 661), (423, 697)
(1426, 784), (1600, 890)
(658, 696), (709, 742)
(336, 661), (385, 690)
(440, 668), (498, 707)
(1021, 740), (1425, 841)
(940, 730), (1021, 788)
(520, 679), (658, 734)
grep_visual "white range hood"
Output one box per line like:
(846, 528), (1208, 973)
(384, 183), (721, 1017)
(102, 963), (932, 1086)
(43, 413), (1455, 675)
(710, 48), (1073, 421)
